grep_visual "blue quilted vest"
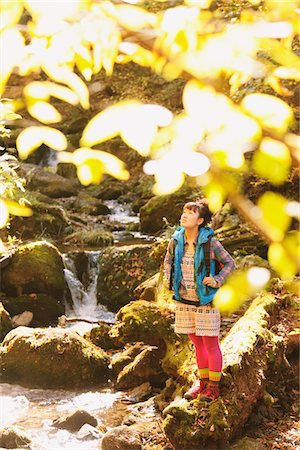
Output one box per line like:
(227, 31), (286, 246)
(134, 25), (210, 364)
(172, 226), (218, 306)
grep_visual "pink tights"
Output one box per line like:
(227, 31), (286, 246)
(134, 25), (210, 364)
(188, 334), (222, 373)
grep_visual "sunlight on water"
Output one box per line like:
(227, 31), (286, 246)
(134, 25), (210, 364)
(0, 384), (124, 450)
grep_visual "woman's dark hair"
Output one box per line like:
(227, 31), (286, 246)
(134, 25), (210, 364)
(183, 199), (213, 226)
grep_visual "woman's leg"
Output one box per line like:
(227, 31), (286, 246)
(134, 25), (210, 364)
(184, 334), (209, 399)
(188, 333), (209, 381)
(202, 335), (222, 381)
(200, 336), (222, 401)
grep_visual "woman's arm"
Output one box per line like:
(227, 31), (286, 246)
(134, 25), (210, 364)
(164, 238), (174, 282)
(212, 239), (236, 287)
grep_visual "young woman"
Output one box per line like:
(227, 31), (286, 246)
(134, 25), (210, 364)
(164, 199), (235, 402)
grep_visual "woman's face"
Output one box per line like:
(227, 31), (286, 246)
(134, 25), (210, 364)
(180, 207), (203, 229)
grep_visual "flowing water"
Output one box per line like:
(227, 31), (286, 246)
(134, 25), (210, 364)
(63, 250), (115, 334)
(0, 383), (133, 449)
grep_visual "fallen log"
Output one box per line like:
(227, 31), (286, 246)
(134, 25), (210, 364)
(162, 292), (288, 449)
(58, 315), (115, 327)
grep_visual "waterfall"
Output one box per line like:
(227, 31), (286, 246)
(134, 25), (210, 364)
(63, 251), (115, 326)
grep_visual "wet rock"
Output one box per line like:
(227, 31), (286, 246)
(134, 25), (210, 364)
(139, 186), (199, 233)
(77, 423), (104, 440)
(98, 244), (159, 311)
(116, 345), (166, 389)
(3, 294), (64, 327)
(53, 410), (97, 432)
(85, 323), (119, 351)
(1, 241), (65, 299)
(0, 426), (31, 449)
(11, 311), (33, 327)
(0, 302), (12, 341)
(56, 162), (77, 179)
(111, 342), (148, 375)
(133, 272), (160, 301)
(101, 425), (142, 450)
(123, 382), (152, 403)
(19, 163), (78, 198)
(0, 326), (110, 387)
(64, 228), (114, 247)
(73, 192), (111, 215)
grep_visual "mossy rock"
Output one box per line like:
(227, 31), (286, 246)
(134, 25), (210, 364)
(111, 342), (148, 375)
(2, 241), (65, 298)
(139, 186), (200, 233)
(116, 345), (166, 390)
(85, 323), (119, 351)
(64, 229), (114, 247)
(73, 192), (111, 215)
(2, 294), (64, 327)
(21, 163), (78, 198)
(0, 326), (110, 388)
(0, 302), (13, 341)
(133, 272), (160, 302)
(112, 300), (175, 346)
(97, 245), (160, 311)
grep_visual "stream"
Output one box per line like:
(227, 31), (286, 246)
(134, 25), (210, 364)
(0, 202), (161, 449)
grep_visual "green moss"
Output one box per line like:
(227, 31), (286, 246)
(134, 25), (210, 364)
(65, 229), (114, 246)
(2, 241), (65, 297)
(0, 327), (110, 388)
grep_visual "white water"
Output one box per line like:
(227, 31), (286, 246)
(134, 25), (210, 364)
(0, 383), (126, 450)
(104, 200), (139, 224)
(63, 251), (115, 334)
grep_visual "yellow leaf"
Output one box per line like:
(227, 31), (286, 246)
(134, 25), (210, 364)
(80, 101), (138, 147)
(16, 127), (67, 159)
(3, 198), (33, 217)
(77, 159), (104, 186)
(0, 199), (9, 228)
(252, 138), (291, 185)
(27, 101), (62, 124)
(24, 0), (87, 20)
(59, 148), (129, 182)
(1, 1), (23, 31)
(23, 82), (49, 100)
(0, 28), (25, 95)
(213, 268), (270, 314)
(241, 93), (294, 135)
(121, 121), (157, 156)
(273, 67), (300, 81)
(42, 65), (90, 109)
(114, 5), (157, 30)
(153, 171), (185, 195)
(258, 192), (291, 242)
(268, 231), (300, 279)
(260, 38), (300, 68)
(203, 180), (227, 213)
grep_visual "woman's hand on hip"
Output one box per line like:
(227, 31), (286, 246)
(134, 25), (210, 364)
(202, 275), (218, 288)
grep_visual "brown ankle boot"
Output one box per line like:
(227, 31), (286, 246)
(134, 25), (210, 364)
(184, 379), (208, 400)
(199, 381), (220, 402)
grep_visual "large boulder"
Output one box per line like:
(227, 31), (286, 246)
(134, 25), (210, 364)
(116, 345), (166, 390)
(1, 241), (65, 299)
(19, 163), (78, 198)
(0, 426), (31, 449)
(0, 326), (110, 387)
(139, 186), (199, 234)
(101, 425), (142, 450)
(2, 294), (64, 327)
(97, 245), (160, 311)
